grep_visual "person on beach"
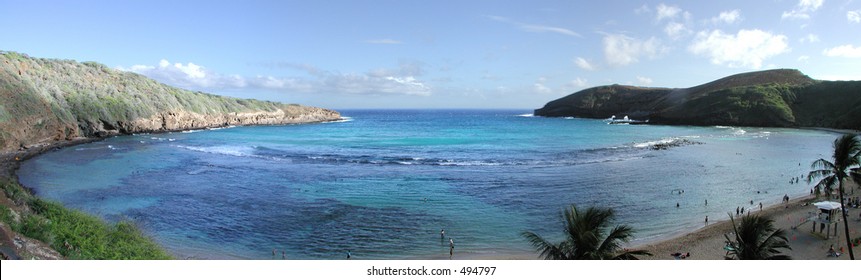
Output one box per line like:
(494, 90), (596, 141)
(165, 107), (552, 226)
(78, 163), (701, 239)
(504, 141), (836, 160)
(449, 238), (454, 259)
(736, 207), (740, 216)
(347, 250), (351, 259)
(441, 229), (445, 239)
(676, 202), (680, 208)
(759, 202), (763, 211)
(705, 216), (708, 224)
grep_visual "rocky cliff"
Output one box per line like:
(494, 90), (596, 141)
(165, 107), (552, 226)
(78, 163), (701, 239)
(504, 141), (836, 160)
(0, 51), (341, 152)
(535, 69), (861, 130)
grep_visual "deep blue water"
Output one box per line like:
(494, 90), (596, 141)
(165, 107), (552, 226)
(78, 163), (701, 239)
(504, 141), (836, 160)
(18, 109), (838, 259)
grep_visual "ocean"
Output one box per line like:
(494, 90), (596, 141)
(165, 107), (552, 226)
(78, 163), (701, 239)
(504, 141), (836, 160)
(17, 109), (838, 259)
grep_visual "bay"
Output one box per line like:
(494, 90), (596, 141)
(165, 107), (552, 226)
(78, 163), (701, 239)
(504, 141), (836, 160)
(18, 109), (836, 259)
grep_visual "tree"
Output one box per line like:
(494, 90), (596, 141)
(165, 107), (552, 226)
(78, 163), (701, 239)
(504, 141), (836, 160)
(807, 133), (860, 260)
(522, 204), (651, 260)
(723, 214), (792, 260)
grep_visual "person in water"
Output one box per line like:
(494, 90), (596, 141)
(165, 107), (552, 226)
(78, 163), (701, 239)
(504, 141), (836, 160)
(449, 238), (454, 259)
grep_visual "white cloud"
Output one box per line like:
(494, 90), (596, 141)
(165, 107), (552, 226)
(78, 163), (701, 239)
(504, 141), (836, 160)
(782, 0), (824, 20)
(120, 60), (432, 96)
(782, 10), (810, 19)
(568, 78), (588, 88)
(800, 33), (820, 43)
(800, 0), (824, 10)
(520, 24), (581, 37)
(656, 4), (682, 21)
(651, 4), (692, 39)
(688, 29), (790, 69)
(823, 44), (861, 58)
(122, 59), (242, 89)
(849, 10), (861, 23)
(486, 15), (581, 37)
(365, 39), (403, 44)
(636, 76), (653, 85)
(603, 34), (664, 66)
(712, 10), (741, 24)
(574, 57), (595, 71)
(533, 77), (553, 94)
(664, 22), (690, 39)
(797, 55), (810, 62)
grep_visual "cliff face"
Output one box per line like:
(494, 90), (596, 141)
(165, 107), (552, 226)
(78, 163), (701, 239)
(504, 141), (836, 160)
(0, 51), (341, 152)
(535, 69), (861, 130)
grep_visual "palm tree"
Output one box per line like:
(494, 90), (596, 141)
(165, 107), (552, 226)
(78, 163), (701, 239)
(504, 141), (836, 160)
(723, 214), (791, 260)
(522, 204), (651, 260)
(807, 133), (860, 260)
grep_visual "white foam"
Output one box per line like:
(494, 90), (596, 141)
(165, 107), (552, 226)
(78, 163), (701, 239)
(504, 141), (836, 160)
(175, 145), (254, 157)
(632, 138), (676, 148)
(516, 113), (534, 117)
(206, 125), (236, 131)
(324, 117), (353, 123)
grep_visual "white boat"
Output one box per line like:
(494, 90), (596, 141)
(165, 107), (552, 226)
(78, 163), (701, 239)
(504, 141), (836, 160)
(607, 115), (648, 125)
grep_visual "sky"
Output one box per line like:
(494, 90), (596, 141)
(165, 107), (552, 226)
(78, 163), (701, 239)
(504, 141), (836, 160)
(2, 0), (861, 109)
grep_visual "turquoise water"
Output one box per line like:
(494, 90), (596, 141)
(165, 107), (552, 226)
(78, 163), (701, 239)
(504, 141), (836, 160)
(18, 110), (838, 259)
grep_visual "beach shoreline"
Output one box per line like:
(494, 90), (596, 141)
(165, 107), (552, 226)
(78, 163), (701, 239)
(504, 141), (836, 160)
(634, 191), (859, 260)
(441, 191), (860, 260)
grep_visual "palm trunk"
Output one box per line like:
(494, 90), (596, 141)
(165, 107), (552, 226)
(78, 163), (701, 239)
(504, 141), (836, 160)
(838, 180), (855, 260)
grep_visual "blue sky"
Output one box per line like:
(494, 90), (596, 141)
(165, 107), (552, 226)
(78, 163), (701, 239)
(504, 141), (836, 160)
(3, 0), (860, 109)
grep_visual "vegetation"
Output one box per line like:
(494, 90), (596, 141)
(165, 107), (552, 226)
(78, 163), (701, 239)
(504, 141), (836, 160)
(0, 179), (172, 259)
(535, 69), (861, 130)
(807, 134), (860, 260)
(0, 51), (334, 151)
(723, 214), (791, 260)
(521, 204), (651, 260)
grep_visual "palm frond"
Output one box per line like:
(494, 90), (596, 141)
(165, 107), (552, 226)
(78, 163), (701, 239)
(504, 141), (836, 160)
(725, 214), (791, 260)
(596, 225), (634, 257)
(521, 231), (566, 260)
(612, 249), (653, 260)
(523, 204), (650, 260)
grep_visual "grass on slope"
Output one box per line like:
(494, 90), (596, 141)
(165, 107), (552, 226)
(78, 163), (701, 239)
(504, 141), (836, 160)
(660, 83), (798, 126)
(0, 178), (172, 259)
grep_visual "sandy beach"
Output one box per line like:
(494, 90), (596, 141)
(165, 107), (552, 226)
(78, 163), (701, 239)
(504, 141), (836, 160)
(441, 190), (861, 261)
(635, 189), (861, 260)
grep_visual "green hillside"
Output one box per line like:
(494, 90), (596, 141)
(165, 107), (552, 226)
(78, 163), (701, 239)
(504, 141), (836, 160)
(534, 69), (861, 130)
(0, 51), (340, 152)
